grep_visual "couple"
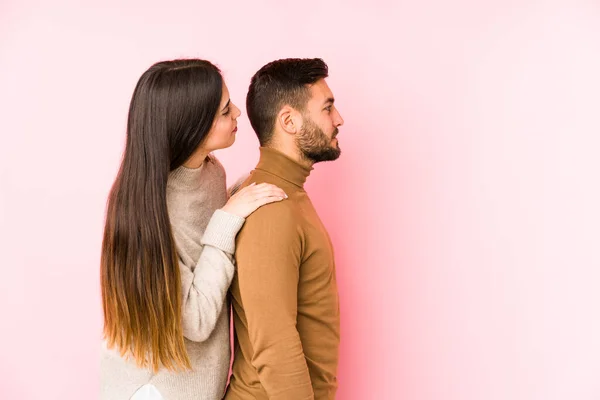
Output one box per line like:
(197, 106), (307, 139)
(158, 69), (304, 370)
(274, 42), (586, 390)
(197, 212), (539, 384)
(100, 57), (344, 400)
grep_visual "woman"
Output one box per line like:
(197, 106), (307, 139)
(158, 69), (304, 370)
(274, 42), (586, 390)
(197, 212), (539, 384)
(99, 59), (286, 400)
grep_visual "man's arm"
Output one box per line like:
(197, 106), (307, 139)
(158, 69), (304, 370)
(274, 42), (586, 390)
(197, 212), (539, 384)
(235, 202), (314, 400)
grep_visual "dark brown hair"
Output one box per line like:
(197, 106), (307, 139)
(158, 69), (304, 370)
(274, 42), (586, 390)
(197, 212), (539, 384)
(246, 58), (328, 145)
(100, 59), (222, 372)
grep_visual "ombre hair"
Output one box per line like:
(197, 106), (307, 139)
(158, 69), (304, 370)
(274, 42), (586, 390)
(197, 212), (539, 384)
(100, 59), (223, 372)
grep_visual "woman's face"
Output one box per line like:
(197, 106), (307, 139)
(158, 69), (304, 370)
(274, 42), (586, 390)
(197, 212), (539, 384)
(201, 82), (241, 152)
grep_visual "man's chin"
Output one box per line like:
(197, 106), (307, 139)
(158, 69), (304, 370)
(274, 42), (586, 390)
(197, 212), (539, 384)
(311, 149), (341, 163)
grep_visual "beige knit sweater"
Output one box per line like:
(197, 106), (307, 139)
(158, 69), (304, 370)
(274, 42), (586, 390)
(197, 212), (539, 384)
(100, 157), (244, 400)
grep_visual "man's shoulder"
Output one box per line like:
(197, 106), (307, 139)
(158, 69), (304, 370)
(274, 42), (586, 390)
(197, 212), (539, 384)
(248, 195), (300, 221)
(246, 169), (291, 187)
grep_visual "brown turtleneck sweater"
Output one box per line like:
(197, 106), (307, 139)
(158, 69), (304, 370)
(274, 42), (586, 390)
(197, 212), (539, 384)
(225, 147), (340, 400)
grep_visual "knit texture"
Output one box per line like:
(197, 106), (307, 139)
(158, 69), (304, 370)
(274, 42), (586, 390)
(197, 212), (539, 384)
(226, 148), (340, 400)
(101, 157), (244, 400)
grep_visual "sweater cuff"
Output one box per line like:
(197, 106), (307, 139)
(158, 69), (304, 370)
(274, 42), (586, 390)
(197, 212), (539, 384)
(200, 209), (245, 254)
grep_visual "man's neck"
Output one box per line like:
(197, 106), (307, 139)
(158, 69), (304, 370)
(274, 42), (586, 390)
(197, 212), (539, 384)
(256, 147), (313, 189)
(266, 142), (314, 170)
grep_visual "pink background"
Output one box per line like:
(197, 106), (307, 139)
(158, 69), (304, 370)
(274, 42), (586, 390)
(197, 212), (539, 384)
(2, 0), (600, 399)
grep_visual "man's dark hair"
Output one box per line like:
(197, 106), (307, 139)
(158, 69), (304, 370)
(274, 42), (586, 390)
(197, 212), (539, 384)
(246, 58), (328, 146)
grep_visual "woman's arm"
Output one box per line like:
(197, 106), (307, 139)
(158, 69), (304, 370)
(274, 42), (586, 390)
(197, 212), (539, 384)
(179, 209), (244, 342)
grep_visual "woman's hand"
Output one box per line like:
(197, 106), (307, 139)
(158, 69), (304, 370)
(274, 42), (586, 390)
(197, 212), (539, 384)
(221, 183), (287, 218)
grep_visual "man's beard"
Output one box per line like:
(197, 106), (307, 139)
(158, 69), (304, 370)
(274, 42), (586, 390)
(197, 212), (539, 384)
(296, 117), (341, 163)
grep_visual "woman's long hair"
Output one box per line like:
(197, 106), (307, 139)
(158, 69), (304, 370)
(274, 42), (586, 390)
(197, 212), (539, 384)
(101, 59), (223, 372)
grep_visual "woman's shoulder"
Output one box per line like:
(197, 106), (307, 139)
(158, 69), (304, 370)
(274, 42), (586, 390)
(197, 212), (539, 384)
(204, 154), (226, 176)
(206, 153), (224, 168)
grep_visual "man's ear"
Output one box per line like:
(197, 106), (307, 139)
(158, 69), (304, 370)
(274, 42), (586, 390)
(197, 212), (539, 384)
(277, 105), (301, 135)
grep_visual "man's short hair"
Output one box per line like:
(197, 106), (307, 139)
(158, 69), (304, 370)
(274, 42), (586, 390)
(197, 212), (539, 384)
(246, 58), (329, 146)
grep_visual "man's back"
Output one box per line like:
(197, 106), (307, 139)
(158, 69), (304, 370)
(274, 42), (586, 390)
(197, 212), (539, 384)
(225, 147), (340, 400)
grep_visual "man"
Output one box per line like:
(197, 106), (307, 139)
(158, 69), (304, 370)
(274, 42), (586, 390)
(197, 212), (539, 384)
(225, 58), (344, 400)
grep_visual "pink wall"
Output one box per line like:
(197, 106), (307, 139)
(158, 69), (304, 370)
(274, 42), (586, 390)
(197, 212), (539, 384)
(1, 0), (600, 399)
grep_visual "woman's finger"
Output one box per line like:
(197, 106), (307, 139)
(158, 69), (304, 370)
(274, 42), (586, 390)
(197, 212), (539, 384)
(245, 184), (286, 198)
(252, 188), (287, 200)
(236, 182), (267, 197)
(252, 195), (287, 208)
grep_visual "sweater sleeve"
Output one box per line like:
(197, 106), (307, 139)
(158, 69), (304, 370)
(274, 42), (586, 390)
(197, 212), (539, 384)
(235, 203), (314, 399)
(179, 209), (245, 342)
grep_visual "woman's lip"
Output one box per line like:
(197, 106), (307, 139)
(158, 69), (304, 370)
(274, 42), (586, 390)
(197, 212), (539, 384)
(233, 127), (238, 133)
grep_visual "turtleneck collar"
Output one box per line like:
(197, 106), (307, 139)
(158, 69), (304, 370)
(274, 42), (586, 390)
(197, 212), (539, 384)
(255, 147), (313, 189)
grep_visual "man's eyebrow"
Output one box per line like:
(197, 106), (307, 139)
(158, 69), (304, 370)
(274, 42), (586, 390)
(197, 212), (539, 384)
(221, 99), (230, 111)
(323, 97), (335, 105)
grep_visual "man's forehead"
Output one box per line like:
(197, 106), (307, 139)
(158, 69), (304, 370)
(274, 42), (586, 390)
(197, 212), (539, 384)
(308, 79), (333, 101)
